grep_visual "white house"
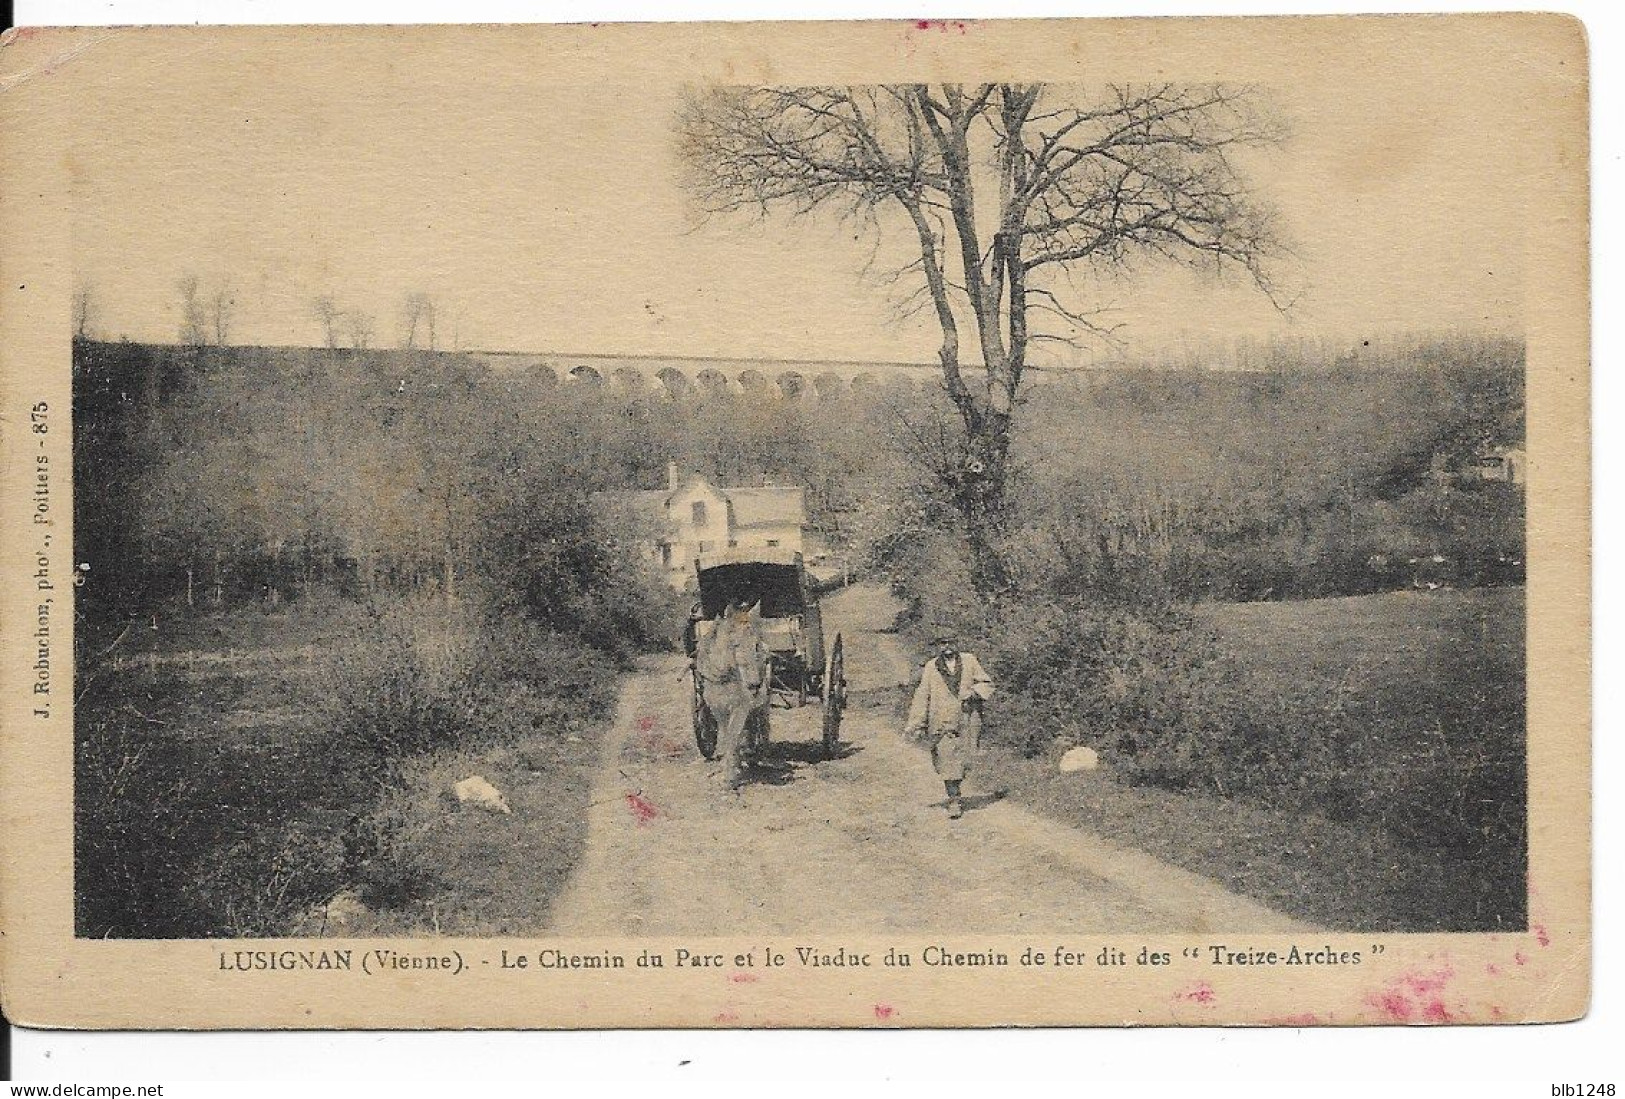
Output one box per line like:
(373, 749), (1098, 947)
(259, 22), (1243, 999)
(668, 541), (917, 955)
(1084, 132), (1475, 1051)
(605, 464), (806, 587)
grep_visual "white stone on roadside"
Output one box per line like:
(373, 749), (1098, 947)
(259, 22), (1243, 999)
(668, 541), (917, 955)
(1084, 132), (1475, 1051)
(452, 775), (512, 814)
(1059, 746), (1100, 773)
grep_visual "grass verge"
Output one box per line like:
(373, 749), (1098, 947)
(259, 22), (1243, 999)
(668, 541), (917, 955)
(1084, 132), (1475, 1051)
(75, 595), (623, 938)
(875, 586), (1525, 932)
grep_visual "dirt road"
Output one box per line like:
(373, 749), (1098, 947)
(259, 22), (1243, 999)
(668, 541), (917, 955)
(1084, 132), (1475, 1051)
(548, 584), (1307, 935)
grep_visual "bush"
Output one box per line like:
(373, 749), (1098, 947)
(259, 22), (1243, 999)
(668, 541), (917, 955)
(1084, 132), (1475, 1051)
(73, 585), (636, 937)
(340, 787), (442, 910)
(75, 587), (634, 937)
(74, 679), (355, 938)
(192, 824), (346, 937)
(885, 532), (1243, 777)
(475, 614), (622, 731)
(75, 714), (211, 937)
(981, 592), (1246, 784)
(315, 594), (491, 760)
(974, 584), (1425, 821)
(479, 484), (690, 667)
(890, 530), (1371, 805)
(308, 592), (632, 912)
(959, 572), (1523, 890)
(877, 531), (994, 640)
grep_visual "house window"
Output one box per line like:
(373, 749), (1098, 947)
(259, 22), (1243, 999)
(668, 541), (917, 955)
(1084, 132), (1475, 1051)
(766, 539), (780, 547)
(660, 543), (672, 568)
(691, 501), (707, 526)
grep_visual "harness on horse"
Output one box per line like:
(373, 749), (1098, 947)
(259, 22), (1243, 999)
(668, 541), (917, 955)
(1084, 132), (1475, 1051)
(697, 609), (766, 694)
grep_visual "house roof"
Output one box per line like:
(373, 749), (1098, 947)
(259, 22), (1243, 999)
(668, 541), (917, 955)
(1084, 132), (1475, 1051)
(723, 486), (804, 527)
(596, 478), (804, 529)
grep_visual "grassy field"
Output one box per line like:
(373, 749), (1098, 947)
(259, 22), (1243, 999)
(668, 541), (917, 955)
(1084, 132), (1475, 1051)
(971, 586), (1526, 932)
(75, 599), (617, 938)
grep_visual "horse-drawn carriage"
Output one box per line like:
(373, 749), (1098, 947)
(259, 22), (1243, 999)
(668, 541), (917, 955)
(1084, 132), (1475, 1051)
(684, 547), (846, 778)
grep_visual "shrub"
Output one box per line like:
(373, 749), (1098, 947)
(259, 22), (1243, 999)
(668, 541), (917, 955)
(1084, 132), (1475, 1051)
(885, 531), (1245, 777)
(192, 824), (346, 937)
(315, 594), (490, 760)
(557, 571), (690, 667)
(74, 589), (634, 938)
(879, 531), (995, 642)
(478, 483), (690, 666)
(981, 593), (1246, 784)
(75, 714), (212, 937)
(475, 614), (621, 732)
(340, 788), (442, 910)
(74, 676), (355, 938)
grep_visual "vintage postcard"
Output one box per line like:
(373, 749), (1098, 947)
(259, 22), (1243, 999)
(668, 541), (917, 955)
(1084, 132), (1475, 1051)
(0, 15), (1589, 1028)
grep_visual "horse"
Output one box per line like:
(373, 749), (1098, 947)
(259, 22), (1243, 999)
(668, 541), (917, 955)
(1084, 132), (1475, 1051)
(693, 601), (772, 787)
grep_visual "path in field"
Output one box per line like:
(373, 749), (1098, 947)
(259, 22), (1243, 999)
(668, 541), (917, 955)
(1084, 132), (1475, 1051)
(547, 583), (1309, 935)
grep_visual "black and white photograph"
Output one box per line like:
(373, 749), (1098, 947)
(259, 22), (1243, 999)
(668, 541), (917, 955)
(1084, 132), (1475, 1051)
(0, 14), (1588, 1031)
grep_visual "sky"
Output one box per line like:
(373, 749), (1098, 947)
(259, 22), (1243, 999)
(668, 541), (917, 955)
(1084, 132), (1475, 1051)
(68, 24), (1535, 364)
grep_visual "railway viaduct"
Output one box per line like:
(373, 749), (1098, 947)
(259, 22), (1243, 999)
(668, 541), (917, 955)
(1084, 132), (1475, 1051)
(463, 350), (1080, 400)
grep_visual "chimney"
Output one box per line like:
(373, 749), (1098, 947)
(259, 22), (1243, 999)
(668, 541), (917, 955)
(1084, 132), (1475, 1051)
(667, 461), (680, 491)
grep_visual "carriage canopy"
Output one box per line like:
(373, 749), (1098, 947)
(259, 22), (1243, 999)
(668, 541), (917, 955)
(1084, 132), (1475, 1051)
(693, 547), (809, 620)
(693, 548), (823, 669)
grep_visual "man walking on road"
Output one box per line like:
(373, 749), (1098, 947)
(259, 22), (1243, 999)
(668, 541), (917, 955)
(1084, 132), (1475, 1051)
(904, 633), (995, 819)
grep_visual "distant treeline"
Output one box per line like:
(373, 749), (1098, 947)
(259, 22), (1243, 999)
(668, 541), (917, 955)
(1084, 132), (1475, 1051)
(1010, 337), (1525, 603)
(1084, 328), (1524, 376)
(73, 333), (1523, 636)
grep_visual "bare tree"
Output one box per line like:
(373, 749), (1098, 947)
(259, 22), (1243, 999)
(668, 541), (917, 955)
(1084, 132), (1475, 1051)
(176, 274), (209, 346)
(311, 295), (342, 348)
(447, 303), (464, 351)
(679, 83), (1287, 594)
(73, 282), (96, 341)
(400, 291), (437, 351)
(210, 283), (235, 346)
(346, 310), (376, 351)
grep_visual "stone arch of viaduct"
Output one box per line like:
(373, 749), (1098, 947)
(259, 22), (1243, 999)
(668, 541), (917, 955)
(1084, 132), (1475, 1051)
(466, 351), (1077, 401)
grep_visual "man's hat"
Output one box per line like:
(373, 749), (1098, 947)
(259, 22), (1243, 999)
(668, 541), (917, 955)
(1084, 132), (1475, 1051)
(931, 631), (956, 644)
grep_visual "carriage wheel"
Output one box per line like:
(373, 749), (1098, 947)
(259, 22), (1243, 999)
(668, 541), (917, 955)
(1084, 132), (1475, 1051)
(693, 684), (719, 760)
(821, 633), (846, 760)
